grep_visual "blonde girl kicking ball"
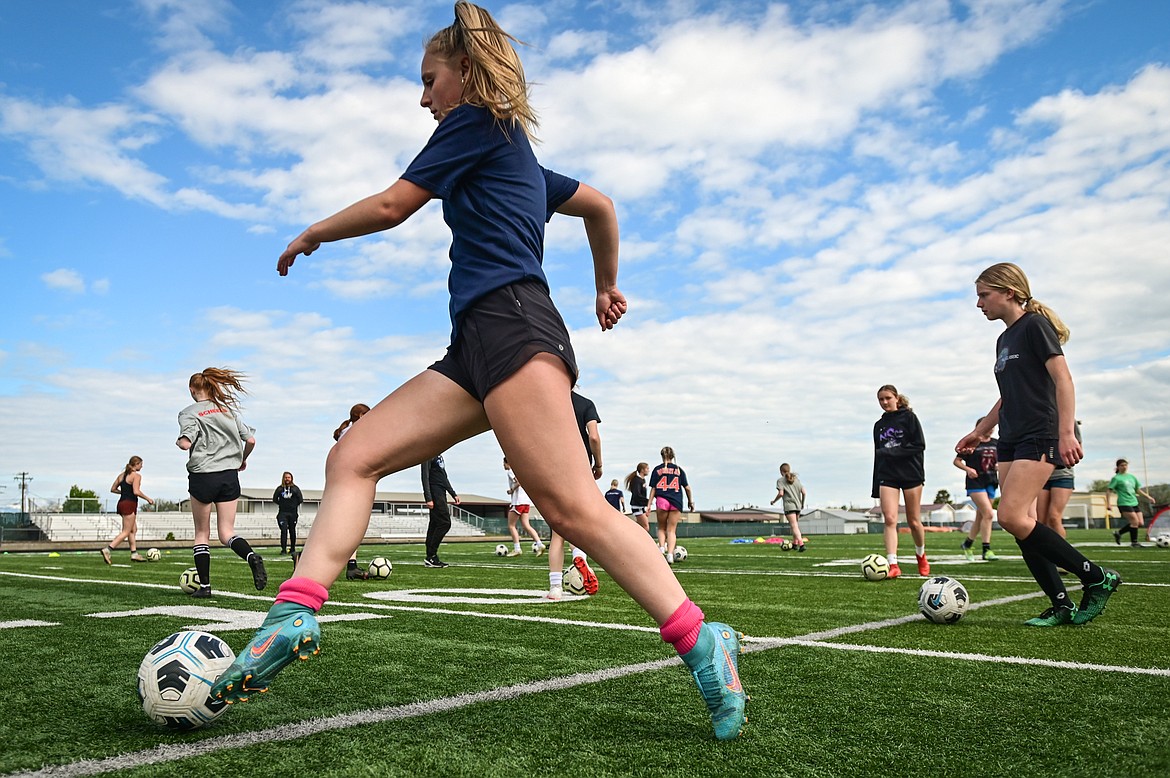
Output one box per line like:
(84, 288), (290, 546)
(210, 2), (745, 740)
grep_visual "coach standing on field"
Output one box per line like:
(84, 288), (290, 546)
(421, 453), (460, 568)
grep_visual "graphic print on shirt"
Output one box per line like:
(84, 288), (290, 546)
(878, 425), (905, 451)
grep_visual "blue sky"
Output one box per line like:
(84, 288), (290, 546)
(3, 0), (1169, 513)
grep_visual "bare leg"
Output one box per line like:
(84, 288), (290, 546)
(507, 512), (521, 546)
(520, 513), (541, 544)
(486, 355), (687, 624)
(294, 370), (491, 588)
(903, 485), (925, 548)
(787, 512), (804, 545)
(880, 485), (901, 559)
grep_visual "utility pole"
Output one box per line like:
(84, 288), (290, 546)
(14, 473), (32, 516)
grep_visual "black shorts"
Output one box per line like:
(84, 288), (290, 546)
(1117, 505), (1142, 516)
(878, 479), (924, 491)
(997, 438), (1065, 467)
(429, 279), (578, 402)
(188, 470), (241, 504)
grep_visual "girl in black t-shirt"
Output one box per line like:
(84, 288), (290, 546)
(625, 462), (651, 533)
(956, 263), (1119, 626)
(952, 420), (999, 561)
(872, 385), (929, 579)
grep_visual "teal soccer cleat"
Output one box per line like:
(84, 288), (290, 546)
(211, 602), (320, 702)
(1072, 568), (1122, 625)
(683, 622), (747, 740)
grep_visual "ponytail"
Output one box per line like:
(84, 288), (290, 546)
(977, 262), (1069, 344)
(122, 455), (142, 480)
(334, 403), (371, 441)
(625, 462), (649, 491)
(189, 368), (246, 412)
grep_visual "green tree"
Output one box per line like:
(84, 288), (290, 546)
(933, 489), (953, 505)
(1089, 479), (1110, 492)
(144, 499), (180, 512)
(62, 485), (101, 513)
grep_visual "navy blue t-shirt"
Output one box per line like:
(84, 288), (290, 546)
(401, 105), (580, 339)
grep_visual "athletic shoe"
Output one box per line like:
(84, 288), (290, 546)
(533, 543), (545, 557)
(545, 586), (563, 601)
(961, 545), (975, 562)
(211, 603), (320, 703)
(1024, 605), (1077, 627)
(345, 567), (368, 581)
(916, 554), (930, 576)
(887, 563), (902, 579)
(572, 556), (600, 595)
(100, 547), (112, 565)
(666, 552), (675, 566)
(983, 550), (999, 561)
(130, 552), (145, 562)
(506, 549), (522, 557)
(248, 554), (268, 591)
(1112, 530), (1122, 545)
(1130, 542), (1142, 548)
(796, 543), (806, 553)
(424, 556), (450, 568)
(191, 586), (212, 599)
(683, 622), (747, 741)
(1072, 568), (1122, 625)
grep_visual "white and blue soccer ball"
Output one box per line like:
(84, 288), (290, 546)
(861, 553), (890, 581)
(562, 565), (588, 596)
(918, 576), (970, 624)
(146, 547), (161, 562)
(178, 567), (202, 594)
(1154, 534), (1170, 549)
(674, 545), (688, 562)
(367, 556), (393, 579)
(495, 544), (509, 556)
(137, 630), (235, 730)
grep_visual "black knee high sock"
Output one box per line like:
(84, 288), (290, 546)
(1130, 526), (1139, 543)
(1015, 537), (1071, 608)
(1019, 522), (1101, 585)
(227, 535), (256, 561)
(193, 544), (211, 586)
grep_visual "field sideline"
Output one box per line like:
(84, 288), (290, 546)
(1, 531), (1168, 777)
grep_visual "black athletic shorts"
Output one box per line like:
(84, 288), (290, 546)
(429, 279), (579, 402)
(878, 479), (924, 491)
(188, 470), (242, 504)
(997, 438), (1066, 468)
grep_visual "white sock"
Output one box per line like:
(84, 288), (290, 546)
(549, 571), (563, 588)
(889, 554), (899, 565)
(513, 542), (521, 552)
(915, 545), (926, 557)
(572, 548), (586, 562)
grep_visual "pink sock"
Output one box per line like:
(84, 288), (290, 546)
(275, 577), (329, 611)
(660, 598), (704, 655)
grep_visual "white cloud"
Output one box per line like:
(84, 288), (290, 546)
(41, 268), (86, 294)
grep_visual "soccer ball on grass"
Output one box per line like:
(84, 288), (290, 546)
(367, 556), (393, 579)
(495, 544), (509, 556)
(861, 553), (890, 581)
(1154, 534), (1170, 549)
(918, 576), (970, 624)
(674, 545), (688, 562)
(137, 630), (234, 730)
(562, 565), (588, 596)
(178, 568), (203, 594)
(146, 548), (161, 561)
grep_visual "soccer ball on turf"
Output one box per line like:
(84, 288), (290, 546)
(563, 565), (588, 596)
(1154, 534), (1170, 549)
(146, 548), (161, 561)
(137, 630), (234, 730)
(861, 553), (890, 581)
(918, 576), (970, 624)
(367, 556), (393, 579)
(495, 544), (509, 556)
(178, 567), (203, 594)
(781, 540), (793, 551)
(674, 545), (688, 562)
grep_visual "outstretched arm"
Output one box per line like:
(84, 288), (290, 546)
(278, 179), (433, 276)
(555, 183), (626, 330)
